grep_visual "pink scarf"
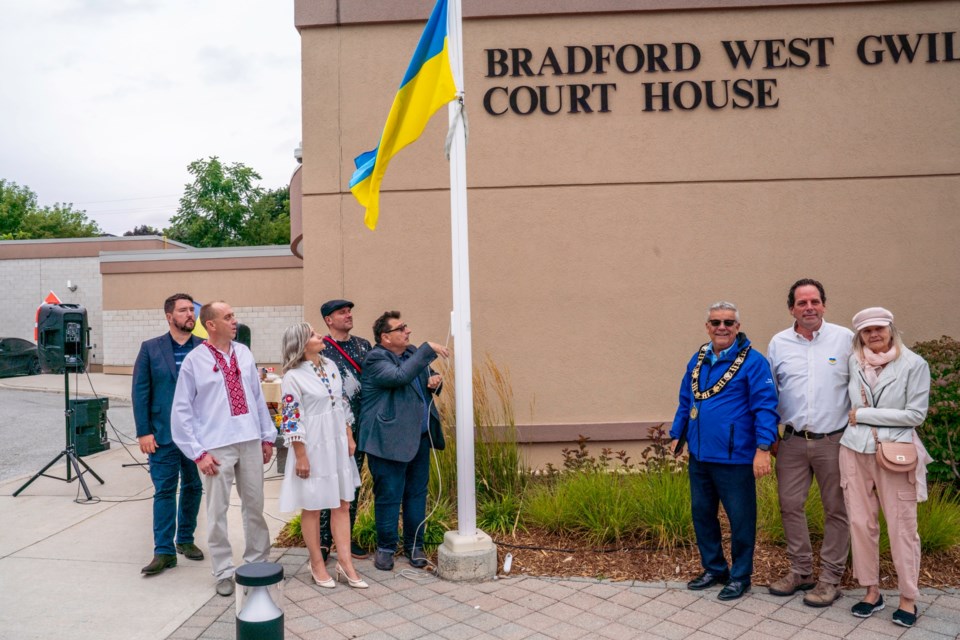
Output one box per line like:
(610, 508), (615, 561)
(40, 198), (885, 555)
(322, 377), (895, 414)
(858, 345), (899, 388)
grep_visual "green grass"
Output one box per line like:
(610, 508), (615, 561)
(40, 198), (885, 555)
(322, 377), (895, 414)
(633, 468), (693, 549)
(351, 496), (454, 553)
(478, 493), (525, 536)
(879, 482), (960, 555)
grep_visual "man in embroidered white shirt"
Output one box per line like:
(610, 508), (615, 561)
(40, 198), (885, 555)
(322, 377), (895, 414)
(172, 301), (276, 597)
(767, 279), (853, 607)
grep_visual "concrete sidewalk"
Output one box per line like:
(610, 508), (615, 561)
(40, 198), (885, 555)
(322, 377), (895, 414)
(1, 373), (959, 639)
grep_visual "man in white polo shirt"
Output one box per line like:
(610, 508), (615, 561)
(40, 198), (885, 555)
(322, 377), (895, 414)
(172, 300), (276, 597)
(767, 279), (853, 607)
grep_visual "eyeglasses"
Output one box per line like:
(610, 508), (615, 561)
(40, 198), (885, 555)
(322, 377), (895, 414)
(709, 319), (738, 327)
(383, 323), (408, 334)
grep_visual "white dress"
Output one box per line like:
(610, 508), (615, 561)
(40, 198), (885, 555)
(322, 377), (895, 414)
(278, 359), (361, 512)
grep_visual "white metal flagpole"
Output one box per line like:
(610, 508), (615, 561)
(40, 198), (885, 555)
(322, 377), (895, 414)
(446, 0), (476, 537)
(438, 0), (497, 579)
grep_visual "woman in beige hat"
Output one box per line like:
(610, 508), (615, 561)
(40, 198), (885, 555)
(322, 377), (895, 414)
(839, 307), (931, 629)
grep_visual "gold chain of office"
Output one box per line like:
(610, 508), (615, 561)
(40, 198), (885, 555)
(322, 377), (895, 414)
(690, 344), (752, 401)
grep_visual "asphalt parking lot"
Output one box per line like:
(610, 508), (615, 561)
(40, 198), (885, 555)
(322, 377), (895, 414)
(0, 384), (137, 484)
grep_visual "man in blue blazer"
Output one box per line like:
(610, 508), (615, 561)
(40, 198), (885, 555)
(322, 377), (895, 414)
(133, 293), (205, 576)
(359, 310), (449, 571)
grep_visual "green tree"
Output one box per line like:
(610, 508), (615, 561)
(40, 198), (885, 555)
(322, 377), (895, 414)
(241, 186), (291, 246)
(165, 157), (289, 248)
(123, 224), (162, 236)
(0, 179), (101, 239)
(0, 179), (37, 237)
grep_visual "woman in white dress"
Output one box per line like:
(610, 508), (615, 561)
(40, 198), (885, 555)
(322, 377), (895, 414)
(279, 322), (366, 589)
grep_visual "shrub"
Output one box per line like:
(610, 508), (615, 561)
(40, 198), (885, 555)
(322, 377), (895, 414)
(912, 336), (960, 484)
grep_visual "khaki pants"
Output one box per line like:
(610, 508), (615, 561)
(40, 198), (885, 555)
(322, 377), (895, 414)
(775, 430), (849, 583)
(202, 439), (270, 581)
(839, 446), (921, 599)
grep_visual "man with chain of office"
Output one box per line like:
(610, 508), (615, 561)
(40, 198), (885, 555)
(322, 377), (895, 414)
(670, 301), (779, 601)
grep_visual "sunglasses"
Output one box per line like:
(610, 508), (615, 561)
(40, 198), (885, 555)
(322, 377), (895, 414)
(709, 319), (738, 327)
(384, 323), (408, 334)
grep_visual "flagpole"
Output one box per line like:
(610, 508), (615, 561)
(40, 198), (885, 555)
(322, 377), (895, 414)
(446, 0), (476, 538)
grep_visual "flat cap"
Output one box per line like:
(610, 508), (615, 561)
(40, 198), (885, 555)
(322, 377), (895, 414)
(321, 299), (354, 318)
(852, 307), (894, 332)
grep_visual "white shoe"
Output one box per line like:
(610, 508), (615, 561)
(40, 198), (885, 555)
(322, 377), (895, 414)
(336, 563), (369, 589)
(311, 567), (335, 588)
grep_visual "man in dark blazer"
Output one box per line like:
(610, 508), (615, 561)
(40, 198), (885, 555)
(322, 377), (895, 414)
(359, 310), (449, 571)
(133, 293), (205, 576)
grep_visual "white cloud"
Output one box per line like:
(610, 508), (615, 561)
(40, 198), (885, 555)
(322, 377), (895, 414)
(0, 0), (301, 236)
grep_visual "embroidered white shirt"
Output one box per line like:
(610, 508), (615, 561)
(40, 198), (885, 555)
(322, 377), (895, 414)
(171, 341), (275, 461)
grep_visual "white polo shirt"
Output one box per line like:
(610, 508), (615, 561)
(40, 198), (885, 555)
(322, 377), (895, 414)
(767, 321), (854, 434)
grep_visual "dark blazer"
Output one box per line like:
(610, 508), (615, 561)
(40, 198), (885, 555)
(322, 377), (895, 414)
(358, 343), (444, 462)
(132, 333), (203, 446)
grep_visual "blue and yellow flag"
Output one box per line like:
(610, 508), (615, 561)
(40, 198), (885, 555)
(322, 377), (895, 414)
(348, 0), (457, 230)
(191, 300), (208, 339)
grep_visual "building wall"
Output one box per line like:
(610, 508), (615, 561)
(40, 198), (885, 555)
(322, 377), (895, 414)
(297, 0), (960, 434)
(0, 256), (105, 368)
(100, 247), (304, 372)
(0, 237), (189, 371)
(102, 305), (304, 370)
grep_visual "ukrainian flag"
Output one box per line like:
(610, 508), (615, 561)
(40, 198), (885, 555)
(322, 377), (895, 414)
(349, 0), (457, 230)
(191, 300), (208, 340)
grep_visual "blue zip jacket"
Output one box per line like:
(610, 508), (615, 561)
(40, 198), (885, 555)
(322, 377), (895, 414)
(670, 333), (779, 464)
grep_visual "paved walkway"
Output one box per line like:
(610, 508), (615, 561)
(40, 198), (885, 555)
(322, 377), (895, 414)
(168, 548), (960, 640)
(2, 374), (959, 639)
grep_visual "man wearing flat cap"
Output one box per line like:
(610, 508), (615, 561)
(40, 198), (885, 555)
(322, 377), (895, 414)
(318, 299), (372, 560)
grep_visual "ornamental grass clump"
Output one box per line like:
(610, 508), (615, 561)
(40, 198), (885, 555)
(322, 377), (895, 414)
(526, 431), (693, 548)
(433, 355), (528, 512)
(756, 473), (824, 544)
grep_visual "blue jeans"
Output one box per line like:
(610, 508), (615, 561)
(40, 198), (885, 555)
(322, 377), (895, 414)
(688, 456), (757, 582)
(149, 441), (203, 555)
(367, 436), (431, 553)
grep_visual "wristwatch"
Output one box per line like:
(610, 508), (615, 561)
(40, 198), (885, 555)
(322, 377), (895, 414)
(757, 443), (771, 452)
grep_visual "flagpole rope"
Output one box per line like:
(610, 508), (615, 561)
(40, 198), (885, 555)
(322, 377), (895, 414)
(444, 94), (468, 160)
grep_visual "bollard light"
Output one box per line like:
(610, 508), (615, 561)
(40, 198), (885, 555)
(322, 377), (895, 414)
(235, 562), (285, 640)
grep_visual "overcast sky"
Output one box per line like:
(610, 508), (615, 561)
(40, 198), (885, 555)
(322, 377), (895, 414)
(0, 0), (301, 236)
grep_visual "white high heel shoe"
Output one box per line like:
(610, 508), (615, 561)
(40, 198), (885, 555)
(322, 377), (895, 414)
(336, 563), (369, 589)
(311, 567), (335, 589)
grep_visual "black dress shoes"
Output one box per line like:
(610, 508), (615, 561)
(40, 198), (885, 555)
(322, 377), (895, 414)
(718, 580), (751, 601)
(687, 571), (729, 591)
(175, 543), (205, 561)
(141, 554), (177, 576)
(374, 548), (395, 571)
(408, 547), (428, 569)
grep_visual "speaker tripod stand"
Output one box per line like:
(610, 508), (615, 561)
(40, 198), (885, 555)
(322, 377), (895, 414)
(14, 371), (104, 499)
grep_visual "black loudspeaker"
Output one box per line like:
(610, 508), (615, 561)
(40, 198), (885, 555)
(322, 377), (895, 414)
(37, 303), (89, 373)
(71, 397), (110, 456)
(236, 323), (252, 349)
